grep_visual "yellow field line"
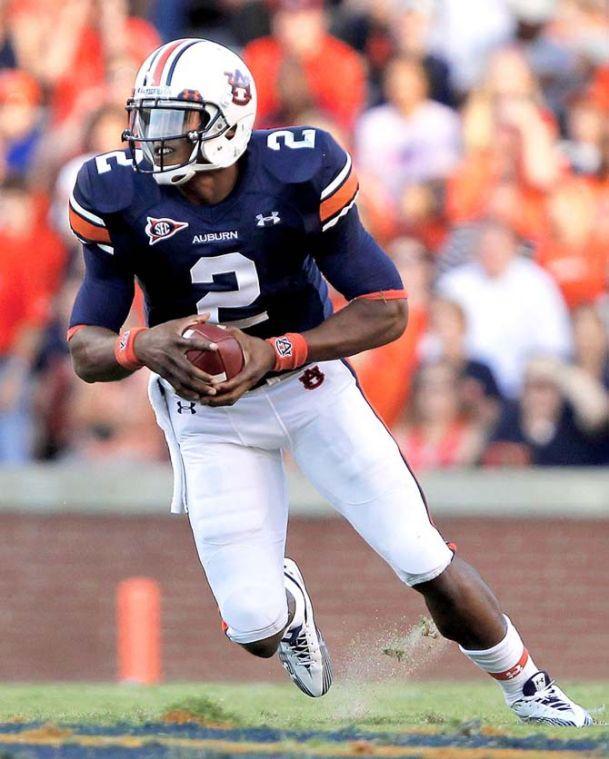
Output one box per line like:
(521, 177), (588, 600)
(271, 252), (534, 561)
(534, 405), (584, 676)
(0, 728), (599, 758)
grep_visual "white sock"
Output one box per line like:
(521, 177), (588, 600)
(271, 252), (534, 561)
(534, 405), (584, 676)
(460, 615), (539, 704)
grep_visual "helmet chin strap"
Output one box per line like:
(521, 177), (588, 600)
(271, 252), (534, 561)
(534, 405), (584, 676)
(166, 167), (198, 185)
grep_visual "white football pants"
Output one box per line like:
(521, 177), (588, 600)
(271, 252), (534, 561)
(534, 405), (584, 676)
(150, 360), (453, 644)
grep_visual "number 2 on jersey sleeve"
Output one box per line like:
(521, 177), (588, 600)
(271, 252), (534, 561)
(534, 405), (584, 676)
(190, 252), (269, 329)
(95, 150), (134, 174)
(267, 129), (316, 151)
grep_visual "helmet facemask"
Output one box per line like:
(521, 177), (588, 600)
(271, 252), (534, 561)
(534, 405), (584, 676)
(123, 96), (232, 184)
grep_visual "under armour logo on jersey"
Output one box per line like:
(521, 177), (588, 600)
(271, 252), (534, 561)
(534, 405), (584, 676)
(176, 400), (197, 414)
(256, 212), (280, 227)
(145, 216), (189, 246)
(299, 366), (325, 390)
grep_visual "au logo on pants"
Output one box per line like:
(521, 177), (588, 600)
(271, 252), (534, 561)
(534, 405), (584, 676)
(299, 366), (325, 390)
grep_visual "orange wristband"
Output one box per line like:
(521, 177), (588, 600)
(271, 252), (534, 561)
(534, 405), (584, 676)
(114, 327), (147, 371)
(266, 333), (309, 372)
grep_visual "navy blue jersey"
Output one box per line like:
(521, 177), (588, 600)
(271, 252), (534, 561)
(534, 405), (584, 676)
(69, 127), (404, 337)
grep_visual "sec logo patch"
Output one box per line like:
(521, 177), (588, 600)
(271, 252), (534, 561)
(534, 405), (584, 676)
(145, 216), (189, 246)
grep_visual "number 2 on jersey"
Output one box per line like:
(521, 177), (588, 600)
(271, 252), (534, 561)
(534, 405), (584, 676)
(267, 129), (316, 151)
(190, 252), (268, 329)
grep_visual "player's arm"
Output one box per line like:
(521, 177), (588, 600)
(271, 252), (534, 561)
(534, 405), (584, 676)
(68, 243), (136, 382)
(301, 209), (407, 359)
(208, 209), (406, 406)
(68, 245), (219, 400)
(206, 134), (406, 406)
(68, 161), (219, 399)
(298, 135), (408, 360)
(305, 298), (407, 357)
(206, 296), (406, 407)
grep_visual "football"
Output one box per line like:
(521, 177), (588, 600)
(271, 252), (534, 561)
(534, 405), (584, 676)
(183, 323), (245, 382)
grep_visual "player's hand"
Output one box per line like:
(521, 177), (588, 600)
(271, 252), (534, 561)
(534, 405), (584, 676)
(201, 328), (275, 407)
(136, 313), (220, 401)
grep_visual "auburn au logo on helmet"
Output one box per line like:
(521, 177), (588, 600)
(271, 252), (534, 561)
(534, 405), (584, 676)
(224, 69), (253, 105)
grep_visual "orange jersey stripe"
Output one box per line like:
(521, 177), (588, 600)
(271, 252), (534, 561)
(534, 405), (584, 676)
(320, 170), (359, 223)
(356, 289), (408, 301)
(69, 206), (111, 244)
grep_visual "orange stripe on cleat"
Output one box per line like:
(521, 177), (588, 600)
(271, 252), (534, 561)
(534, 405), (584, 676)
(320, 170), (359, 223)
(69, 206), (111, 244)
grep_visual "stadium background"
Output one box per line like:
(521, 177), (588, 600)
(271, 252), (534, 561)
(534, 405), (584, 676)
(1, 0), (609, 685)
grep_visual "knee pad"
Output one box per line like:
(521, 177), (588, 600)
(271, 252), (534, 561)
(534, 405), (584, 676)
(393, 552), (453, 587)
(221, 584), (288, 644)
(386, 527), (454, 587)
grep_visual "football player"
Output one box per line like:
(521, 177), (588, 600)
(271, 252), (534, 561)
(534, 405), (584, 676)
(67, 38), (591, 726)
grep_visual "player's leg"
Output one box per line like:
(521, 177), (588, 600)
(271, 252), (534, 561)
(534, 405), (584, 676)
(180, 433), (332, 695)
(289, 364), (456, 590)
(413, 553), (590, 725)
(413, 555), (505, 649)
(181, 437), (290, 654)
(150, 374), (331, 695)
(288, 362), (591, 725)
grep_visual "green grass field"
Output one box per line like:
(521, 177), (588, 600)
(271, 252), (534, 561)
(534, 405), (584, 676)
(0, 681), (606, 733)
(0, 681), (607, 754)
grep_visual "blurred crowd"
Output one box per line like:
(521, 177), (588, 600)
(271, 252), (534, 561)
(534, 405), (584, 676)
(1, 0), (609, 468)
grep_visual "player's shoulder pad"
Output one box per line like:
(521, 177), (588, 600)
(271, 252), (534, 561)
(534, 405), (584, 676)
(70, 150), (141, 247)
(252, 127), (358, 231)
(72, 150), (137, 216)
(252, 126), (331, 185)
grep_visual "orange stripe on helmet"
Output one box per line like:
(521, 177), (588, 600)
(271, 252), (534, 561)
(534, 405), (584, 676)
(150, 39), (189, 86)
(69, 206), (111, 244)
(320, 169), (358, 223)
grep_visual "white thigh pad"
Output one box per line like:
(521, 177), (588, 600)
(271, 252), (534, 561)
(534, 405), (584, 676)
(180, 440), (290, 643)
(291, 373), (453, 586)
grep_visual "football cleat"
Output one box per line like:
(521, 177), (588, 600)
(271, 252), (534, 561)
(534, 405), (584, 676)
(278, 558), (332, 698)
(510, 671), (593, 727)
